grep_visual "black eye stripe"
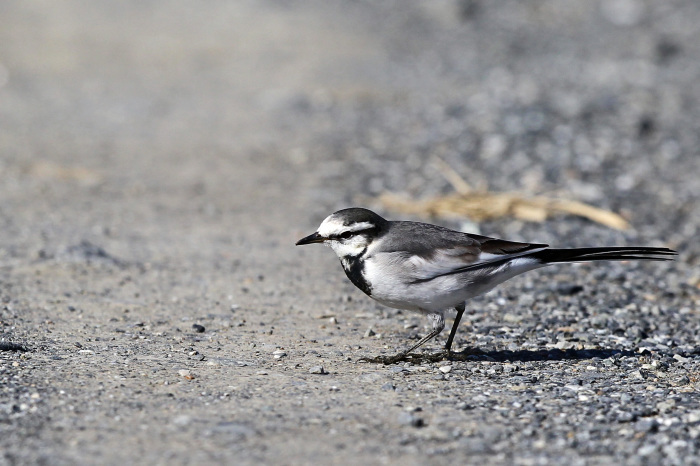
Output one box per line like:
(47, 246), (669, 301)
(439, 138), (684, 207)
(332, 226), (376, 240)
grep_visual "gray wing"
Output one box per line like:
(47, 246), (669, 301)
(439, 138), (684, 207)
(377, 221), (547, 282)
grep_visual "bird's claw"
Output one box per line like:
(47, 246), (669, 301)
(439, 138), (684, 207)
(358, 350), (451, 365)
(357, 353), (410, 364)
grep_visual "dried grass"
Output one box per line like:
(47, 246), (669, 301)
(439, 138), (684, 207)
(374, 159), (630, 231)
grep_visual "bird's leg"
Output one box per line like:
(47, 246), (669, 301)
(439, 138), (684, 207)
(444, 302), (465, 357)
(402, 313), (445, 355)
(360, 313), (445, 364)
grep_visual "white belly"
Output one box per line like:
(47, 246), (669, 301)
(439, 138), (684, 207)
(362, 254), (543, 313)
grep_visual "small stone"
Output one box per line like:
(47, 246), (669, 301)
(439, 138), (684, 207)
(557, 284), (584, 296)
(687, 411), (700, 423)
(364, 328), (376, 338)
(674, 375), (691, 386)
(638, 444), (658, 457)
(192, 324), (205, 333)
(178, 369), (194, 380)
(389, 366), (408, 373)
(635, 418), (658, 433)
(438, 365), (452, 374)
(600, 0), (645, 27)
(673, 354), (690, 363)
(173, 415), (192, 426)
(397, 411), (424, 428)
(381, 382), (395, 391)
(657, 399), (676, 413)
(617, 411), (635, 422)
(309, 366), (327, 374)
(518, 294), (535, 307)
(273, 350), (287, 359)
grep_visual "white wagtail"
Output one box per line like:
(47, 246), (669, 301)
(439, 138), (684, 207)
(296, 208), (677, 363)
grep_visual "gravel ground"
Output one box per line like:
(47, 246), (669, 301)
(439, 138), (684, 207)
(1, 1), (699, 465)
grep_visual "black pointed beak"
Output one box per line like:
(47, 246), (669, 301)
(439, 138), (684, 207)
(296, 231), (327, 246)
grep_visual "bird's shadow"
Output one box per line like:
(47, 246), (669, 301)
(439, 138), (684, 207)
(381, 347), (639, 364)
(448, 347), (637, 362)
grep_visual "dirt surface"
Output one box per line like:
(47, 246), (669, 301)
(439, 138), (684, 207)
(1, 1), (700, 464)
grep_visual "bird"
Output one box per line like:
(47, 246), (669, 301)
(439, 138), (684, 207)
(296, 208), (677, 363)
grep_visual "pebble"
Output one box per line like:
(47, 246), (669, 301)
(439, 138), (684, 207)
(309, 366), (327, 374)
(657, 399), (676, 413)
(173, 415), (192, 426)
(635, 419), (659, 433)
(192, 324), (205, 333)
(673, 354), (690, 363)
(438, 365), (452, 374)
(556, 284), (585, 295)
(617, 411), (635, 423)
(273, 350), (287, 359)
(381, 382), (395, 391)
(397, 411), (424, 428)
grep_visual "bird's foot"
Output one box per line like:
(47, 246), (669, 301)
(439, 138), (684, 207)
(358, 350), (450, 365)
(358, 353), (410, 365)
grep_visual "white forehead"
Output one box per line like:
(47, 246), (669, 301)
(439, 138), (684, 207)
(317, 216), (375, 237)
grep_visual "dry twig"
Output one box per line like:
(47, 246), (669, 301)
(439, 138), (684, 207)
(375, 159), (630, 230)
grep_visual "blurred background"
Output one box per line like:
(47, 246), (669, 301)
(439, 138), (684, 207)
(1, 0), (699, 464)
(1, 0), (698, 260)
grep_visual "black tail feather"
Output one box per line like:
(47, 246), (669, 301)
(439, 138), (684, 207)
(533, 246), (677, 264)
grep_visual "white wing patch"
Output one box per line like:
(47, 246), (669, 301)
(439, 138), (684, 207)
(402, 247), (547, 282)
(404, 250), (476, 281)
(363, 247), (546, 312)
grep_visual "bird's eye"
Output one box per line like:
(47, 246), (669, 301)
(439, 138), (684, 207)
(338, 231), (354, 240)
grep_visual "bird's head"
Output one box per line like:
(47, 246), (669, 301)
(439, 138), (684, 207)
(296, 208), (387, 258)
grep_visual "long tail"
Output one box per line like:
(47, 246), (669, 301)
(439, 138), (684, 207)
(532, 246), (677, 264)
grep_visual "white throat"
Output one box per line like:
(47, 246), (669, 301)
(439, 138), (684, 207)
(326, 238), (367, 258)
